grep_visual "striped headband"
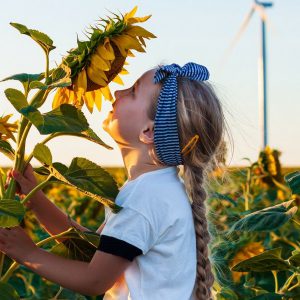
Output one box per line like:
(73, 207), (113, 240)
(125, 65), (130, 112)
(153, 62), (210, 166)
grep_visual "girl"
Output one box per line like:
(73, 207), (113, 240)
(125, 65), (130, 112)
(1, 62), (227, 300)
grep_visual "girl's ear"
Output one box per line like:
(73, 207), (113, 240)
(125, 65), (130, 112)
(139, 121), (154, 144)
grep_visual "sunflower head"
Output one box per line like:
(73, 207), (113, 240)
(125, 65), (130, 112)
(0, 114), (18, 142)
(53, 6), (156, 113)
(230, 241), (264, 283)
(258, 145), (283, 185)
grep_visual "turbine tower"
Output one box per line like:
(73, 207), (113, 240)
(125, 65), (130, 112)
(220, 0), (273, 150)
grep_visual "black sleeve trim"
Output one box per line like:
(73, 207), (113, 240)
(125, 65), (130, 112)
(97, 234), (143, 262)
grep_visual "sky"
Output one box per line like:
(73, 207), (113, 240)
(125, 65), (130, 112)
(0, 0), (299, 167)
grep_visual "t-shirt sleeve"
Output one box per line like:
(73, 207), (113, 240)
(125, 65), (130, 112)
(97, 207), (157, 261)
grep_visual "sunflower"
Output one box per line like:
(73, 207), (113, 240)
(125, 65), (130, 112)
(230, 241), (264, 283)
(0, 114), (18, 142)
(52, 6), (156, 113)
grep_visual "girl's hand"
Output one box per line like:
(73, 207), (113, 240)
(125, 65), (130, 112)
(0, 226), (38, 264)
(6, 163), (38, 195)
(6, 164), (42, 209)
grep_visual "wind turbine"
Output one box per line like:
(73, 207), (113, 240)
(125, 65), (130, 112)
(220, 0), (273, 150)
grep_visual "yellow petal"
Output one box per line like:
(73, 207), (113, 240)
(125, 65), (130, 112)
(124, 6), (138, 21)
(100, 86), (113, 101)
(94, 90), (103, 111)
(90, 54), (110, 71)
(138, 36), (146, 47)
(87, 66), (107, 87)
(74, 70), (87, 94)
(52, 88), (65, 108)
(111, 38), (128, 57)
(127, 49), (135, 57)
(127, 15), (152, 25)
(1, 114), (13, 123)
(112, 75), (124, 85)
(96, 38), (115, 60)
(125, 25), (156, 39)
(113, 34), (145, 53)
(83, 92), (95, 113)
(120, 67), (129, 75)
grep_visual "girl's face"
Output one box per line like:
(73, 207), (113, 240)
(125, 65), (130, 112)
(102, 69), (159, 146)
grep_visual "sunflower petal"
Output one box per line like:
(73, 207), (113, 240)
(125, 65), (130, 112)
(94, 90), (103, 111)
(74, 70), (87, 94)
(96, 38), (115, 60)
(125, 25), (156, 39)
(90, 54), (110, 71)
(83, 92), (95, 113)
(87, 66), (107, 87)
(100, 86), (113, 101)
(112, 75), (124, 85)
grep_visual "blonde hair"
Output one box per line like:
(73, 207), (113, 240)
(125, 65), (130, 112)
(148, 75), (229, 300)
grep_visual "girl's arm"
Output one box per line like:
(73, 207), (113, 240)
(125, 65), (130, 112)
(30, 191), (91, 242)
(23, 247), (131, 296)
(10, 167), (91, 243)
(0, 226), (131, 296)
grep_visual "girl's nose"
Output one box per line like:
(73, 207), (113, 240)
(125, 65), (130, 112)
(114, 90), (121, 99)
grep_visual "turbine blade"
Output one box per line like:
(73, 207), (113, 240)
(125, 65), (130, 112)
(218, 5), (256, 70)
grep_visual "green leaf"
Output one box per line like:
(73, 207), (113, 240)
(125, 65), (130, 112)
(57, 128), (113, 150)
(231, 247), (290, 272)
(0, 199), (25, 227)
(210, 192), (238, 207)
(20, 104), (89, 134)
(229, 199), (297, 232)
(33, 143), (52, 165)
(4, 88), (28, 111)
(38, 158), (122, 213)
(0, 140), (15, 160)
(288, 251), (300, 267)
(49, 227), (100, 262)
(1, 72), (44, 83)
(10, 22), (55, 52)
(29, 81), (47, 90)
(47, 65), (72, 89)
(216, 288), (239, 300)
(284, 171), (300, 195)
(249, 293), (284, 299)
(0, 282), (19, 300)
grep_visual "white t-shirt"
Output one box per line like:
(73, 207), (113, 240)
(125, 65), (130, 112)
(98, 166), (197, 300)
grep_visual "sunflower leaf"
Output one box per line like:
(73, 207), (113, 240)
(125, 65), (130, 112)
(49, 227), (100, 262)
(284, 171), (300, 195)
(33, 143), (52, 166)
(10, 22), (55, 52)
(19, 104), (89, 134)
(231, 247), (290, 272)
(228, 199), (297, 232)
(4, 88), (29, 111)
(38, 157), (122, 213)
(0, 199), (25, 228)
(0, 282), (20, 300)
(0, 140), (15, 160)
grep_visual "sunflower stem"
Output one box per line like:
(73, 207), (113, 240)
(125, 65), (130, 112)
(271, 270), (279, 293)
(24, 133), (57, 166)
(20, 175), (52, 206)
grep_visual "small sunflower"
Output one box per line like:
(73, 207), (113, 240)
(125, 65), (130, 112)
(0, 114), (18, 142)
(53, 6), (156, 113)
(230, 241), (264, 283)
(258, 145), (283, 184)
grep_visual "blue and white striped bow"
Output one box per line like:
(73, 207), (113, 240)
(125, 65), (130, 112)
(153, 62), (210, 166)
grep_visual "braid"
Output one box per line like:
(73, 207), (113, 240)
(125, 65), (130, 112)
(185, 165), (214, 300)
